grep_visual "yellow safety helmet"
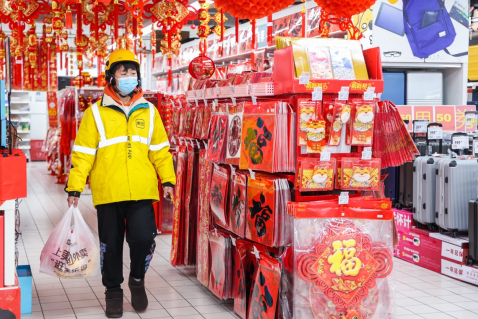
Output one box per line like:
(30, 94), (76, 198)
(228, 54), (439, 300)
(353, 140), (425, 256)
(105, 49), (139, 71)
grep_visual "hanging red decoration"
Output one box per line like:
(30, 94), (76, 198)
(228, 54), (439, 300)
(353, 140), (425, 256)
(189, 55), (215, 80)
(316, 0), (375, 39)
(144, 0), (197, 87)
(214, 0), (293, 20)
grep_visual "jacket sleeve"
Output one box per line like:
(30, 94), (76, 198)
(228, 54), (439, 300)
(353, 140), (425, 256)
(65, 107), (99, 196)
(149, 107), (176, 186)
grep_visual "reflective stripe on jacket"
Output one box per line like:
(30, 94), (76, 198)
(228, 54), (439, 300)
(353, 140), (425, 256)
(66, 93), (176, 206)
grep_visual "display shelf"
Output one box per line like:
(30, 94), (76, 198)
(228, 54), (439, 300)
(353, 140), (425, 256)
(8, 101), (30, 104)
(10, 111), (30, 115)
(152, 45), (276, 77)
(18, 145), (30, 150)
(17, 130), (30, 133)
(20, 139), (30, 142)
(186, 82), (276, 101)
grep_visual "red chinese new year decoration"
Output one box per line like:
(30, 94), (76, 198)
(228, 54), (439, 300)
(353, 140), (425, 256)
(316, 0), (375, 39)
(297, 220), (392, 317)
(144, 0), (197, 86)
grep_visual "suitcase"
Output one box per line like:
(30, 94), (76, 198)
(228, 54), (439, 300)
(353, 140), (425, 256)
(398, 161), (414, 208)
(468, 199), (478, 265)
(413, 125), (447, 228)
(436, 158), (478, 237)
(383, 167), (399, 202)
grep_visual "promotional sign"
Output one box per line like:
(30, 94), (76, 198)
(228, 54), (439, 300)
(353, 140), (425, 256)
(47, 92), (58, 128)
(373, 0), (469, 63)
(395, 105), (477, 131)
(434, 106), (456, 131)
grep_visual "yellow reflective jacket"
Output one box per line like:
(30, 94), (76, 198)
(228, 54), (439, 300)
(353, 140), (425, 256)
(65, 92), (176, 207)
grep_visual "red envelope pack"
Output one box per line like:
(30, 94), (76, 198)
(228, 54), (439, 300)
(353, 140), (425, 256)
(208, 229), (233, 300)
(341, 157), (381, 191)
(350, 100), (376, 146)
(201, 105), (212, 140)
(329, 101), (352, 146)
(297, 99), (326, 154)
(194, 106), (204, 139)
(299, 158), (336, 192)
(183, 145), (199, 266)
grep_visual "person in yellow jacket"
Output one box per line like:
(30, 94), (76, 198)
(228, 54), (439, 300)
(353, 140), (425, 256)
(65, 49), (176, 318)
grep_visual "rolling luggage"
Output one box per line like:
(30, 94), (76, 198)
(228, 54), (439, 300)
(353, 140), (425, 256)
(436, 151), (478, 237)
(413, 123), (447, 229)
(398, 162), (413, 208)
(468, 199), (478, 265)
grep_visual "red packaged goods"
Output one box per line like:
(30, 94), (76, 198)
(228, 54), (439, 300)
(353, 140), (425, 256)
(350, 100), (376, 146)
(245, 173), (291, 247)
(291, 200), (394, 319)
(194, 105), (204, 139)
(240, 101), (276, 172)
(206, 106), (228, 163)
(247, 253), (282, 319)
(178, 107), (186, 137)
(208, 229), (234, 300)
(215, 66), (227, 80)
(210, 164), (230, 229)
(341, 157), (381, 191)
(307, 47), (333, 79)
(226, 103), (244, 165)
(201, 104), (212, 140)
(288, 12), (303, 37)
(299, 158), (336, 192)
(223, 35), (231, 57)
(170, 146), (188, 266)
(329, 101), (352, 146)
(274, 15), (291, 37)
(183, 144), (199, 265)
(229, 171), (247, 237)
(230, 35), (239, 56)
(307, 7), (321, 37)
(197, 150), (214, 286)
(253, 50), (265, 72)
(233, 239), (280, 319)
(184, 104), (195, 138)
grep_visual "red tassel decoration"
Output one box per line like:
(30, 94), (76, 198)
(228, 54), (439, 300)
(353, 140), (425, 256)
(301, 1), (306, 38)
(114, 2), (119, 40)
(65, 54), (68, 69)
(65, 7), (73, 29)
(133, 17), (138, 37)
(267, 15), (272, 46)
(236, 17), (239, 43)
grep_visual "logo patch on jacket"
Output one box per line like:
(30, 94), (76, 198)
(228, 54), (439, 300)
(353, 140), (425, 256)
(136, 119), (145, 129)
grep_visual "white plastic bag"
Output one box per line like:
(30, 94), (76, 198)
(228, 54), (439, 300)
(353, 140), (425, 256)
(40, 206), (100, 278)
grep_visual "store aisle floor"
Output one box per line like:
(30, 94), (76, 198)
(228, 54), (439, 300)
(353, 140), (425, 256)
(17, 162), (478, 319)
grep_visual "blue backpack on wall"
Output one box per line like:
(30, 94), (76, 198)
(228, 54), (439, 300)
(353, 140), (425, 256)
(403, 0), (463, 58)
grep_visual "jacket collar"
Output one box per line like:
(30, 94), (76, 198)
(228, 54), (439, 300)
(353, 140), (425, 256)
(101, 93), (150, 109)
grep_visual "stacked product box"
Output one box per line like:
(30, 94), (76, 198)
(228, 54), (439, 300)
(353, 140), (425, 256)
(393, 209), (472, 281)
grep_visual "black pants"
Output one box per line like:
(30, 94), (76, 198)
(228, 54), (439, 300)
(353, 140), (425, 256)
(97, 200), (157, 291)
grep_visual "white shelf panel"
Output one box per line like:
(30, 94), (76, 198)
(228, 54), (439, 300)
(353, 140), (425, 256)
(8, 101), (30, 104)
(19, 146), (31, 150)
(20, 139), (31, 142)
(17, 130), (30, 133)
(10, 111), (30, 115)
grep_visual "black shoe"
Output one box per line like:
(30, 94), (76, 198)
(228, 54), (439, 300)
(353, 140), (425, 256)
(105, 289), (123, 318)
(128, 275), (148, 312)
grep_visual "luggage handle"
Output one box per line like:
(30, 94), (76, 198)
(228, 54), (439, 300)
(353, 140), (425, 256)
(426, 122), (443, 154)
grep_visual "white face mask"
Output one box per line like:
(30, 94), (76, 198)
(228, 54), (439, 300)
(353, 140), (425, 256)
(115, 76), (138, 94)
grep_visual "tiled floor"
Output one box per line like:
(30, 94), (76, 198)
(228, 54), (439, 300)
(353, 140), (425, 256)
(17, 162), (478, 319)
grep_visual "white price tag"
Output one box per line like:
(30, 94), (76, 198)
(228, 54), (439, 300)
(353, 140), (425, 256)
(338, 87), (349, 101)
(195, 99), (198, 107)
(203, 99), (207, 106)
(339, 192), (349, 205)
(170, 99), (176, 108)
(229, 83), (235, 93)
(364, 87), (375, 101)
(193, 90), (197, 98)
(216, 84), (220, 95)
(179, 101), (182, 108)
(413, 121), (428, 133)
(312, 87), (323, 101)
(299, 72), (310, 85)
(229, 164), (236, 176)
(428, 126), (443, 140)
(252, 96), (257, 105)
(252, 246), (260, 259)
(452, 136), (470, 150)
(230, 235), (236, 246)
(320, 147), (331, 161)
(362, 149), (372, 159)
(247, 81), (252, 92)
(466, 113), (478, 127)
(214, 99), (218, 107)
(248, 168), (256, 180)
(231, 97), (237, 106)
(210, 87), (214, 95)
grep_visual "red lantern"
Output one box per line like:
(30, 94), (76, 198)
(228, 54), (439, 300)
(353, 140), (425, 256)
(214, 0), (293, 20)
(188, 55), (215, 80)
